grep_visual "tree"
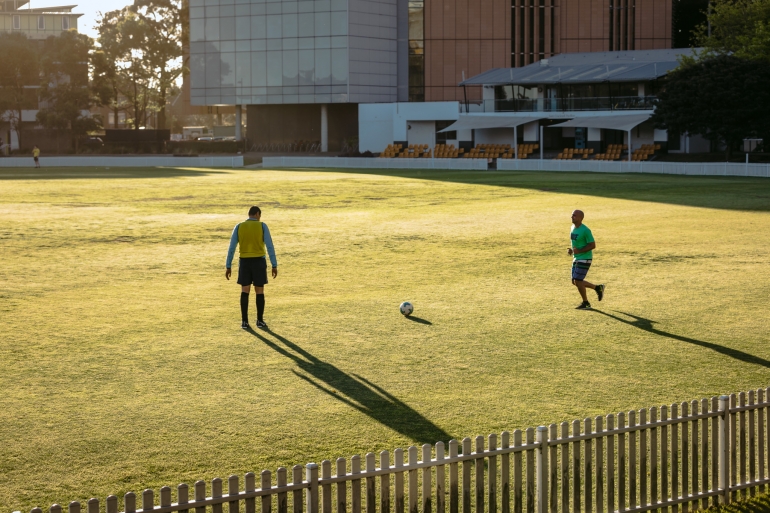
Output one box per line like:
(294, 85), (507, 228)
(95, 0), (183, 130)
(695, 0), (770, 62)
(134, 0), (184, 130)
(36, 31), (100, 152)
(652, 55), (770, 158)
(0, 33), (39, 150)
(96, 7), (154, 130)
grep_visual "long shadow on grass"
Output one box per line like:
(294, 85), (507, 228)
(249, 329), (453, 444)
(0, 167), (226, 180)
(279, 168), (770, 212)
(593, 310), (770, 368)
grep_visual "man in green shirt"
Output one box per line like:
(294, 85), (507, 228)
(568, 210), (605, 310)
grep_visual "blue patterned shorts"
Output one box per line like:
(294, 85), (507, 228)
(571, 259), (592, 281)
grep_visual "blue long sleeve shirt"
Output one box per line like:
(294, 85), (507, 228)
(225, 220), (278, 268)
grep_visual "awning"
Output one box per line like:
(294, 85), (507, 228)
(438, 115), (546, 133)
(549, 113), (652, 131)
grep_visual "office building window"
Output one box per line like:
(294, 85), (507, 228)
(62, 16), (69, 30)
(528, 0), (534, 62)
(519, 1), (524, 66)
(609, 0), (614, 50)
(38, 16), (45, 29)
(12, 14), (20, 29)
(538, 0), (544, 59)
(511, 1), (516, 67)
(408, 0), (424, 102)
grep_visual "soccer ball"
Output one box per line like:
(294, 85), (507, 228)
(399, 301), (414, 316)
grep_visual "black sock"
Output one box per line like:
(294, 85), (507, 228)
(256, 294), (265, 321)
(240, 292), (249, 323)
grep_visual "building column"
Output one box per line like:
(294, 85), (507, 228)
(628, 129), (632, 162)
(540, 126), (544, 160)
(235, 105), (242, 141)
(320, 104), (328, 152)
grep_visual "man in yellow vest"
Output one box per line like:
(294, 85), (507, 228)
(225, 206), (278, 330)
(32, 146), (41, 168)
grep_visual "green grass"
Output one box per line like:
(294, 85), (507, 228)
(1, 167), (770, 512)
(700, 492), (770, 512)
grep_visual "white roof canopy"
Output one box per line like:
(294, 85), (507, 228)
(438, 115), (546, 133)
(549, 113), (652, 131)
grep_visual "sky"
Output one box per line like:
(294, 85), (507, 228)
(33, 0), (130, 39)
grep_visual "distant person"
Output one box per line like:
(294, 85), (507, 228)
(32, 146), (40, 168)
(225, 206), (278, 330)
(568, 210), (604, 310)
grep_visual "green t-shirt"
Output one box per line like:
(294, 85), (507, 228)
(570, 224), (594, 260)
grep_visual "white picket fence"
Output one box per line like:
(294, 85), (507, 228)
(25, 389), (770, 513)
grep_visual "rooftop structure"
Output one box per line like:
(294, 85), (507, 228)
(0, 0), (82, 38)
(460, 48), (697, 86)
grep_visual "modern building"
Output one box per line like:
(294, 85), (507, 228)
(359, 48), (710, 155)
(187, 0), (674, 151)
(0, 0), (81, 37)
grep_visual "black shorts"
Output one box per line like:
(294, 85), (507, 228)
(237, 257), (268, 286)
(34, 156), (39, 162)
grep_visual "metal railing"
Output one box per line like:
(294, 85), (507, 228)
(481, 96), (657, 113)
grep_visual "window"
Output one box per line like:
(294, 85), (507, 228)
(62, 16), (69, 30)
(408, 0), (424, 101)
(38, 16), (45, 29)
(12, 15), (20, 29)
(436, 121), (457, 144)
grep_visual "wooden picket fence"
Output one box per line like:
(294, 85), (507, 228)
(26, 389), (770, 513)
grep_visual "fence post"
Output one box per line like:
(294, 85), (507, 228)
(719, 395), (730, 505)
(536, 426), (548, 513)
(307, 463), (319, 513)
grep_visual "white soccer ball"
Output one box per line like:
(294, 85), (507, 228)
(399, 301), (414, 316)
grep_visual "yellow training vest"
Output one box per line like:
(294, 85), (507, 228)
(238, 221), (266, 258)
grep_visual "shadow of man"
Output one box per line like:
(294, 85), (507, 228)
(593, 310), (770, 369)
(249, 329), (453, 445)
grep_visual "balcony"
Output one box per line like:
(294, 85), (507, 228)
(480, 96), (657, 113)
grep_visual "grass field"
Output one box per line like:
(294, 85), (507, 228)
(1, 166), (769, 513)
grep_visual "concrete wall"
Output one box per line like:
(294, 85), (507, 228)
(261, 156), (770, 178)
(497, 158), (770, 177)
(0, 156), (244, 167)
(263, 156), (488, 169)
(358, 101), (459, 151)
(407, 121), (436, 147)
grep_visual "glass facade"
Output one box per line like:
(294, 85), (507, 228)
(189, 0), (350, 105)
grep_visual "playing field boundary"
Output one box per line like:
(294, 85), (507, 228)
(22, 388), (770, 513)
(0, 156), (244, 168)
(262, 156), (770, 177)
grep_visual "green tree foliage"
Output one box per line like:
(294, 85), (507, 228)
(652, 55), (770, 158)
(96, 0), (183, 130)
(97, 8), (154, 130)
(695, 0), (770, 62)
(0, 33), (39, 149)
(36, 31), (100, 152)
(135, 0), (184, 130)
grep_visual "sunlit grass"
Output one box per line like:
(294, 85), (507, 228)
(1, 167), (769, 512)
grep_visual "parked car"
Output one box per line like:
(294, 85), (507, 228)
(196, 136), (214, 141)
(83, 137), (104, 149)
